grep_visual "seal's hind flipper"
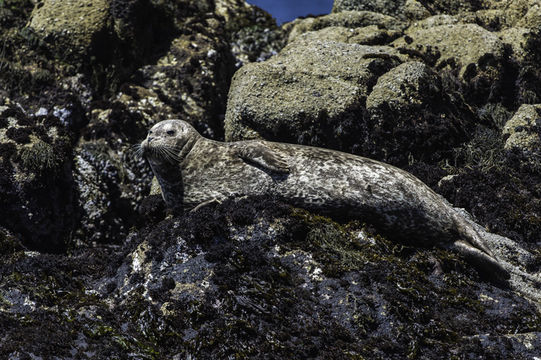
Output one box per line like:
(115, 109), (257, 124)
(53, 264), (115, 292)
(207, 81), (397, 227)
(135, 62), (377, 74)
(452, 239), (510, 283)
(236, 142), (290, 174)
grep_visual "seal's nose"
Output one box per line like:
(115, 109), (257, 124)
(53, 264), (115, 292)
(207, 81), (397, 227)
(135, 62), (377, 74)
(148, 136), (154, 142)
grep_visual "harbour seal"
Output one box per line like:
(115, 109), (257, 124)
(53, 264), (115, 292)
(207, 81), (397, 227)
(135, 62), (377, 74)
(141, 119), (508, 280)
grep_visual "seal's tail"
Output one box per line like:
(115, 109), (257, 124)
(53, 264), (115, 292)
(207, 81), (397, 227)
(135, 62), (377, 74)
(451, 212), (510, 282)
(452, 239), (510, 282)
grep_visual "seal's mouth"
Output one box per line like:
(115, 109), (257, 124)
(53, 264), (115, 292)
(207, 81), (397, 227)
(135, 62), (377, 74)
(140, 140), (150, 159)
(140, 139), (182, 164)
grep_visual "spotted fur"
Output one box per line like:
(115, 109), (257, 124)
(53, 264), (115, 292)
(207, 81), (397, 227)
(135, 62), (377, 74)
(141, 120), (508, 280)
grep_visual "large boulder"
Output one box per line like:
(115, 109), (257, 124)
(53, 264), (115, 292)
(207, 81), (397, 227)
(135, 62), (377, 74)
(365, 61), (474, 164)
(225, 37), (402, 153)
(29, 0), (111, 61)
(2, 197), (541, 358)
(393, 23), (506, 105)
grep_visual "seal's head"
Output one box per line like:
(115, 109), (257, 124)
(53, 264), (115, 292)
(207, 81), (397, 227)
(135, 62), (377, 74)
(141, 120), (200, 164)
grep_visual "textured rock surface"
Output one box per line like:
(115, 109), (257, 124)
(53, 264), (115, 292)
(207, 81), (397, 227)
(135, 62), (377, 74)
(2, 198), (541, 359)
(287, 10), (405, 42)
(0, 103), (77, 251)
(503, 104), (541, 152)
(1, 0), (541, 357)
(394, 24), (505, 79)
(225, 37), (402, 153)
(365, 61), (475, 164)
(29, 0), (111, 58)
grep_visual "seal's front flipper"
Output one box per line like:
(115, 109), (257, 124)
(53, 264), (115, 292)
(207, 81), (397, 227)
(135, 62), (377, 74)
(236, 142), (290, 175)
(452, 240), (510, 284)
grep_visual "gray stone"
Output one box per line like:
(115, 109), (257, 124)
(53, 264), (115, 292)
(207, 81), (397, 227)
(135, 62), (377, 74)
(503, 104), (541, 152)
(287, 10), (404, 42)
(365, 61), (473, 164)
(225, 37), (401, 152)
(29, 0), (111, 59)
(393, 23), (505, 80)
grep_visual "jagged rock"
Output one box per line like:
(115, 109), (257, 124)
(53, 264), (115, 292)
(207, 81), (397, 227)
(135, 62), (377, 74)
(503, 104), (541, 152)
(0, 103), (77, 251)
(1, 197), (541, 358)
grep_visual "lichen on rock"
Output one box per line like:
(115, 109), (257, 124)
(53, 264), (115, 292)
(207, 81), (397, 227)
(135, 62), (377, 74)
(1, 0), (541, 357)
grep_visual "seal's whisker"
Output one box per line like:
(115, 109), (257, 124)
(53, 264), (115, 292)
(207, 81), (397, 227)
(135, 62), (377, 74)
(162, 147), (182, 163)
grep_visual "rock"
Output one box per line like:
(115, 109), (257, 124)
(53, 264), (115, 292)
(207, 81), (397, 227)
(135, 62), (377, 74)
(29, 0), (112, 61)
(395, 24), (505, 79)
(107, 13), (235, 139)
(331, 0), (485, 19)
(0, 226), (23, 255)
(216, 0), (285, 65)
(403, 0), (431, 20)
(503, 104), (541, 152)
(0, 103), (77, 252)
(498, 27), (533, 61)
(290, 25), (402, 45)
(393, 23), (507, 105)
(225, 37), (401, 153)
(365, 61), (474, 164)
(286, 10), (405, 42)
(73, 138), (152, 246)
(332, 0), (409, 19)
(2, 197), (541, 358)
(2, 0), (541, 357)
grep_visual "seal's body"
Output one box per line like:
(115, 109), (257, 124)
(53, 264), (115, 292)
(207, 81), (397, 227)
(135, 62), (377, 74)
(141, 120), (508, 279)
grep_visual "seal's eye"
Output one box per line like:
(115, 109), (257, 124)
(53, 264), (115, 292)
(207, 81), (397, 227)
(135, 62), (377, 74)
(166, 130), (175, 136)
(148, 130), (153, 135)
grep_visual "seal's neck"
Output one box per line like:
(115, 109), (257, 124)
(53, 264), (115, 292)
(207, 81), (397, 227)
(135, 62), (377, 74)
(178, 135), (198, 163)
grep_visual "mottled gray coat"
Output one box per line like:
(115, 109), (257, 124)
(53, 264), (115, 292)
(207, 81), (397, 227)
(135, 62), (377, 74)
(142, 120), (508, 280)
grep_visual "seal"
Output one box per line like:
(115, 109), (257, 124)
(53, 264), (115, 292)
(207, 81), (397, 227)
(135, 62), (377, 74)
(141, 119), (508, 280)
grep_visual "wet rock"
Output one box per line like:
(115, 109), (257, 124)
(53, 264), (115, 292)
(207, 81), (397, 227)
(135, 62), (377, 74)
(503, 104), (541, 152)
(1, 197), (541, 358)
